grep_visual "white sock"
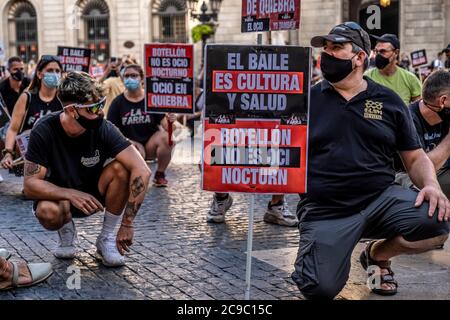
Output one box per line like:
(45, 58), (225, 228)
(100, 211), (121, 238)
(59, 220), (74, 232)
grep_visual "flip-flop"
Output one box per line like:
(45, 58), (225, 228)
(0, 249), (11, 260)
(0, 261), (53, 291)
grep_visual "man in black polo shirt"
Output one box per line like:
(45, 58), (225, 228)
(292, 22), (449, 299)
(395, 70), (450, 197)
(0, 56), (30, 116)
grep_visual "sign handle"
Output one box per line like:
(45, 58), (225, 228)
(168, 121), (173, 147)
(245, 193), (256, 300)
(244, 31), (263, 301)
(257, 33), (263, 45)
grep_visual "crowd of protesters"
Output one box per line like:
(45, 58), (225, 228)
(0, 25), (450, 298)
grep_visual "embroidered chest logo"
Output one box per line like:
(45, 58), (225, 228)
(364, 100), (383, 120)
(81, 150), (100, 167)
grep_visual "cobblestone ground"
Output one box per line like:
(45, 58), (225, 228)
(1, 138), (449, 300)
(0, 159), (304, 300)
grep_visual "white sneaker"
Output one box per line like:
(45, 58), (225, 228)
(264, 200), (299, 227)
(207, 194), (233, 223)
(96, 235), (125, 267)
(54, 220), (78, 259)
(0, 173), (3, 183)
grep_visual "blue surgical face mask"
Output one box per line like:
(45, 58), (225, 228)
(124, 78), (141, 91)
(43, 72), (61, 88)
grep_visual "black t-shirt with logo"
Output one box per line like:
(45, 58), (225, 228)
(25, 112), (131, 193)
(409, 100), (450, 168)
(21, 92), (62, 132)
(0, 77), (30, 115)
(107, 93), (164, 145)
(302, 77), (421, 221)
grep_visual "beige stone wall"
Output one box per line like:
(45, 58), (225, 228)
(297, 0), (341, 47)
(214, 0), (255, 44)
(1, 0), (449, 67)
(401, 0), (446, 64)
(114, 0), (143, 60)
(40, 0), (66, 54)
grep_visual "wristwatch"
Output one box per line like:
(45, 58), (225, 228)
(1, 149), (15, 158)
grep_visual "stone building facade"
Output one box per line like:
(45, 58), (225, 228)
(0, 0), (449, 68)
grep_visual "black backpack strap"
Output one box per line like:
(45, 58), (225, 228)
(19, 91), (31, 133)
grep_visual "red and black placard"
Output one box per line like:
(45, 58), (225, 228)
(241, 0), (301, 33)
(411, 49), (428, 68)
(57, 46), (91, 73)
(144, 44), (194, 114)
(202, 45), (311, 194)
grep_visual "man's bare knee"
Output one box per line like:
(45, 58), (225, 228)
(160, 134), (176, 149)
(110, 161), (130, 182)
(36, 202), (66, 231)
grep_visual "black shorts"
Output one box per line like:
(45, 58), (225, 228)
(292, 184), (450, 299)
(32, 185), (105, 219)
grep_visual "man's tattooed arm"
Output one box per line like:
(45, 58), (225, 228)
(123, 201), (142, 222)
(131, 176), (145, 198)
(24, 161), (41, 176)
(122, 176), (147, 225)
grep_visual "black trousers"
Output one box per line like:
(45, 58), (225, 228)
(292, 185), (450, 300)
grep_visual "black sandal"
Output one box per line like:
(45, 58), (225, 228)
(359, 240), (398, 296)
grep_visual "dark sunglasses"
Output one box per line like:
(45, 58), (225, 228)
(374, 48), (395, 55)
(73, 97), (107, 114)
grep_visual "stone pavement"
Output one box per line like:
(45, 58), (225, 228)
(0, 138), (449, 300)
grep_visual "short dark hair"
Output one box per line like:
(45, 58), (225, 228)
(7, 56), (23, 70)
(423, 70), (450, 102)
(58, 71), (104, 106)
(351, 43), (369, 71)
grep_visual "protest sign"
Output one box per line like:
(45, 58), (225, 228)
(145, 44), (194, 114)
(241, 0), (301, 32)
(57, 46), (91, 73)
(411, 49), (428, 68)
(202, 45), (310, 194)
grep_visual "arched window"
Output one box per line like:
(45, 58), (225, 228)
(152, 0), (188, 43)
(77, 0), (110, 63)
(7, 0), (38, 62)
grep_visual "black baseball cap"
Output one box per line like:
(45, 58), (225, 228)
(371, 33), (400, 50)
(311, 22), (371, 56)
(443, 44), (450, 53)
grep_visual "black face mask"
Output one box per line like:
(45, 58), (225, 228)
(11, 70), (24, 81)
(438, 108), (450, 122)
(75, 109), (104, 130)
(375, 54), (391, 70)
(320, 52), (356, 83)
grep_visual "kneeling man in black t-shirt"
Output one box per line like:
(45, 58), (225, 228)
(24, 72), (151, 267)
